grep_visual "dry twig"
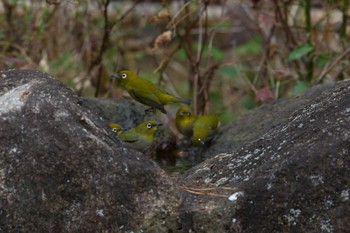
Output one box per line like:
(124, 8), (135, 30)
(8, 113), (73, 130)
(179, 185), (239, 198)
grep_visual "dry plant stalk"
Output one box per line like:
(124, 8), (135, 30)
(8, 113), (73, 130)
(179, 185), (239, 198)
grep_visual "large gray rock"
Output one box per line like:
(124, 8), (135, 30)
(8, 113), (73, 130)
(0, 69), (181, 233)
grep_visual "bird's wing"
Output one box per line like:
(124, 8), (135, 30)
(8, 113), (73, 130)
(128, 80), (161, 101)
(127, 82), (167, 113)
(119, 130), (139, 143)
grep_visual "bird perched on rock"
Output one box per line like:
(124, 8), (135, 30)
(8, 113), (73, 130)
(175, 105), (220, 146)
(110, 70), (190, 114)
(192, 114), (220, 146)
(118, 120), (162, 152)
(175, 105), (197, 137)
(109, 123), (124, 135)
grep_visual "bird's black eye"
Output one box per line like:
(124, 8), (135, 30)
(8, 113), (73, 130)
(146, 123), (152, 129)
(121, 73), (127, 79)
(112, 128), (117, 132)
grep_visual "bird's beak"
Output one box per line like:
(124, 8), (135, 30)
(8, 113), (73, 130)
(110, 73), (119, 80)
(156, 123), (163, 127)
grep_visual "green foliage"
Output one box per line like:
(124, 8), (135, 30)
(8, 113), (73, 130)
(288, 43), (314, 61)
(291, 81), (311, 96)
(208, 91), (222, 106)
(203, 45), (225, 61)
(236, 35), (263, 56)
(138, 71), (155, 83)
(242, 97), (256, 110)
(51, 51), (76, 71)
(217, 66), (238, 77)
(176, 48), (187, 61)
(176, 43), (225, 62)
(134, 51), (146, 61)
(315, 53), (333, 68)
(219, 111), (235, 124)
(103, 46), (118, 70)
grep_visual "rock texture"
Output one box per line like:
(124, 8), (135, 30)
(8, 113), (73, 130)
(203, 82), (337, 159)
(0, 70), (181, 233)
(0, 69), (349, 233)
(80, 97), (146, 130)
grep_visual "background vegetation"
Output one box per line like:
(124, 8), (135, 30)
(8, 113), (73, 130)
(1, 0), (349, 123)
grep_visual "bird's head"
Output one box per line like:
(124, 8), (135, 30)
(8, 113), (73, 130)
(176, 105), (193, 119)
(136, 120), (162, 137)
(109, 123), (124, 135)
(110, 70), (136, 84)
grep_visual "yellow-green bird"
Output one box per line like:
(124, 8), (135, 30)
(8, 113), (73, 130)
(119, 120), (162, 152)
(175, 105), (197, 137)
(192, 114), (220, 146)
(111, 70), (190, 114)
(109, 123), (124, 135)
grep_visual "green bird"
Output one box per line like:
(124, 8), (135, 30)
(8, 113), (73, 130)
(119, 120), (162, 152)
(111, 70), (190, 114)
(175, 105), (197, 137)
(109, 123), (124, 135)
(192, 114), (220, 146)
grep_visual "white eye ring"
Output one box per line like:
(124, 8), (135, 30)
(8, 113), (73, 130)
(121, 73), (127, 79)
(146, 123), (152, 129)
(112, 128), (117, 132)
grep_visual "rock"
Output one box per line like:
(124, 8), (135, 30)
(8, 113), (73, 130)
(79, 97), (146, 130)
(0, 69), (182, 233)
(180, 80), (350, 232)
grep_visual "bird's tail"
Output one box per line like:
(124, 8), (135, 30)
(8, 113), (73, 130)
(176, 97), (191, 105)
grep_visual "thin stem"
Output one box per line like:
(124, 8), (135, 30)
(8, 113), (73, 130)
(304, 0), (314, 82)
(94, 0), (112, 97)
(340, 0), (349, 39)
(316, 47), (350, 83)
(304, 0), (311, 36)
